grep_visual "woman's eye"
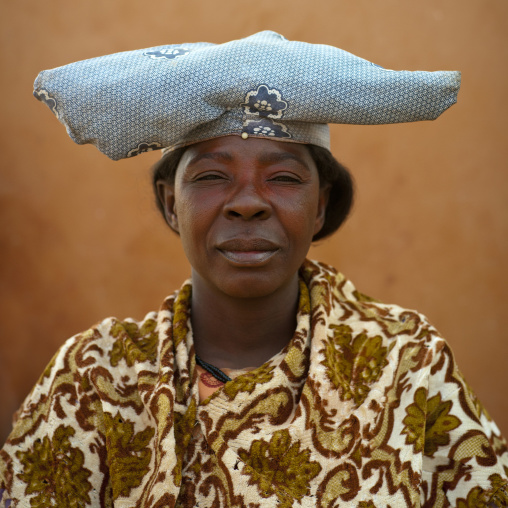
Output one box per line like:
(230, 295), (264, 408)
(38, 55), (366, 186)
(270, 174), (301, 183)
(195, 173), (224, 181)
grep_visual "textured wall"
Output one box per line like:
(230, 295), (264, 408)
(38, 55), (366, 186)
(1, 0), (507, 444)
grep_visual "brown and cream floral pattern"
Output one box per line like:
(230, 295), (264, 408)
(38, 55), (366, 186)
(238, 429), (321, 507)
(1, 259), (507, 507)
(16, 425), (92, 507)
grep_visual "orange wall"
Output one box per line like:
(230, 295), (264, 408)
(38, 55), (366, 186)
(1, 0), (507, 443)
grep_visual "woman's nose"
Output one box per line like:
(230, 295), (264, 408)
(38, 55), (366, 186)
(223, 184), (272, 220)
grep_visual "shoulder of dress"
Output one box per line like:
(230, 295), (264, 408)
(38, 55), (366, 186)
(305, 260), (446, 347)
(45, 291), (181, 376)
(73, 287), (183, 342)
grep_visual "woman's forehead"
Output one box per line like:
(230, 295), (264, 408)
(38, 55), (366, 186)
(178, 135), (314, 169)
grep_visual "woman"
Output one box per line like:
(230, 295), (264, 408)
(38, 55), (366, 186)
(1, 31), (507, 507)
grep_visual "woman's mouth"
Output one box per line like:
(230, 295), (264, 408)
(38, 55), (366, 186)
(216, 239), (280, 265)
(218, 249), (278, 265)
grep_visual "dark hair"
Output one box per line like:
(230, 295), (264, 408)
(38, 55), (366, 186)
(152, 143), (354, 242)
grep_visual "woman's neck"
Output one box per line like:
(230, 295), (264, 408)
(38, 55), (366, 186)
(190, 271), (300, 369)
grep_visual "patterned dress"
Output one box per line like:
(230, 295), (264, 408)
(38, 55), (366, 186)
(1, 260), (507, 507)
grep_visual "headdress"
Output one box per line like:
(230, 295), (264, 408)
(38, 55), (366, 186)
(34, 31), (461, 160)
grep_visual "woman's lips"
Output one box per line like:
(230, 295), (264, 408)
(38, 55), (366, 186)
(218, 249), (278, 265)
(216, 238), (280, 265)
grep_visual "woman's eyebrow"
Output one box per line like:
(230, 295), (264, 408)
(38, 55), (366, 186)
(187, 150), (310, 170)
(187, 152), (233, 165)
(257, 151), (311, 170)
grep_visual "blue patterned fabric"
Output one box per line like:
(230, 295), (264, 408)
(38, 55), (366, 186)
(33, 31), (461, 160)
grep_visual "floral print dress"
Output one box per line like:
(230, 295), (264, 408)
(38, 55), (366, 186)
(1, 260), (507, 507)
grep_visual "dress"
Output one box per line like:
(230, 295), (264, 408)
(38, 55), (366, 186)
(1, 259), (507, 507)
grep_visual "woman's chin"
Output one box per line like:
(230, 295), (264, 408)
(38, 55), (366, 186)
(192, 265), (298, 301)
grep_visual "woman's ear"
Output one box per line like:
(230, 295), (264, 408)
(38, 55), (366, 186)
(156, 180), (180, 234)
(314, 183), (331, 235)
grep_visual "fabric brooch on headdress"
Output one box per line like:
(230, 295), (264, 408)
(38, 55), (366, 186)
(33, 31), (461, 160)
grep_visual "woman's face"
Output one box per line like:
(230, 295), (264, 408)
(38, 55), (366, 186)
(159, 135), (328, 299)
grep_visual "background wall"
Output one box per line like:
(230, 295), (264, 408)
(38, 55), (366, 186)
(1, 0), (507, 443)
